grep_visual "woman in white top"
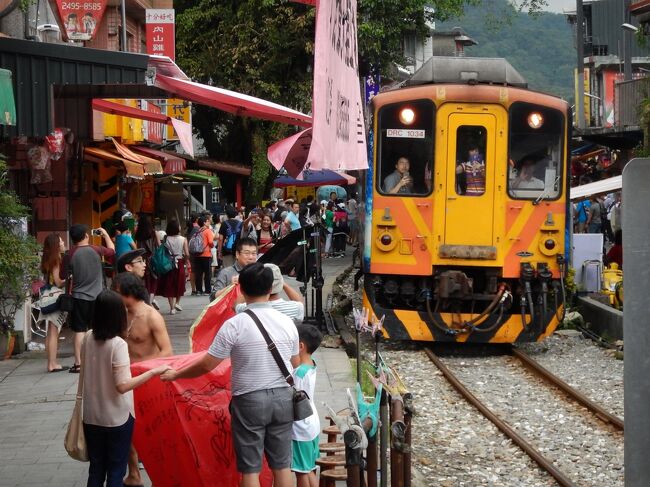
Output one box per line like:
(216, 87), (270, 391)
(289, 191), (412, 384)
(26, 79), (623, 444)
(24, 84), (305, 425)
(155, 219), (189, 315)
(82, 290), (168, 487)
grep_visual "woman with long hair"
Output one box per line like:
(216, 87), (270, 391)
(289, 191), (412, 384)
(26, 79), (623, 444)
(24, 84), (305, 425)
(133, 215), (160, 308)
(257, 212), (277, 255)
(38, 233), (68, 372)
(81, 290), (168, 487)
(155, 219), (189, 314)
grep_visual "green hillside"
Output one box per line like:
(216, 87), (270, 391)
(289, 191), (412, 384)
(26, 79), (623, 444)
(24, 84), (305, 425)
(435, 0), (576, 103)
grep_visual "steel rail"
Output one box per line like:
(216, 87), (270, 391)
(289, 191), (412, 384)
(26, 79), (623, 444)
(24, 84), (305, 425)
(511, 347), (624, 431)
(424, 348), (578, 487)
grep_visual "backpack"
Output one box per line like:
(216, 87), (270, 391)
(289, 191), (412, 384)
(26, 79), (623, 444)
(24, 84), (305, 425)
(223, 220), (242, 253)
(189, 228), (206, 256)
(150, 236), (175, 276)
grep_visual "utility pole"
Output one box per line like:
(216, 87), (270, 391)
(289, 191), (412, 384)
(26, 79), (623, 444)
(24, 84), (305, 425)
(576, 0), (586, 130)
(624, 0), (633, 81)
(121, 0), (127, 52)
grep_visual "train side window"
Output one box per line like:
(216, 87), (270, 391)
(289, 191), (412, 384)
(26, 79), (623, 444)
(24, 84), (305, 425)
(454, 126), (487, 196)
(377, 99), (434, 196)
(508, 103), (564, 200)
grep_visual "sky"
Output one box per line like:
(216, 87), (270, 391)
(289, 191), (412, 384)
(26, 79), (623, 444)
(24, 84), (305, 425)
(542, 0), (578, 13)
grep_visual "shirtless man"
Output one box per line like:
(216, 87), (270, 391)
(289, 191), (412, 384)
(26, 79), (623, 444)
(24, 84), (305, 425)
(112, 272), (173, 487)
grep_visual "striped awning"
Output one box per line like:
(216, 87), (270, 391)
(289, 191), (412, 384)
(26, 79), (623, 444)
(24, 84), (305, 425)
(132, 146), (186, 174)
(111, 139), (163, 175)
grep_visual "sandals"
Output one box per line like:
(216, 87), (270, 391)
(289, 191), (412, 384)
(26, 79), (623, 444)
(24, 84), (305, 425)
(69, 364), (81, 374)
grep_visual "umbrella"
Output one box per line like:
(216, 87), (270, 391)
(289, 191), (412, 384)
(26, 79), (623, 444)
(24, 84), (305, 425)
(267, 128), (312, 177)
(273, 169), (356, 188)
(317, 185), (347, 201)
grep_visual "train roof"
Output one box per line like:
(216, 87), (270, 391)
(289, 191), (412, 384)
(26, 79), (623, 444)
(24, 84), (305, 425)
(404, 57), (528, 89)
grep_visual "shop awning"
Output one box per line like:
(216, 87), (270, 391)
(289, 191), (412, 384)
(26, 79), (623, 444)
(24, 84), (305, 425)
(570, 175), (622, 200)
(0, 68), (16, 126)
(132, 146), (186, 174)
(92, 99), (171, 125)
(84, 147), (145, 179)
(111, 139), (163, 175)
(178, 170), (221, 188)
(154, 74), (312, 128)
(273, 169), (355, 187)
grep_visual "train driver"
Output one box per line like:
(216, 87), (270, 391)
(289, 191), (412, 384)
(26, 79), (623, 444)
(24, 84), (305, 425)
(383, 156), (413, 194)
(455, 144), (486, 196)
(511, 158), (545, 191)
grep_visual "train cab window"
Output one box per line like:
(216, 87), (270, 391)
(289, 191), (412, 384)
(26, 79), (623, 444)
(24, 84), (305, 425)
(377, 99), (434, 196)
(454, 126), (487, 196)
(508, 103), (564, 200)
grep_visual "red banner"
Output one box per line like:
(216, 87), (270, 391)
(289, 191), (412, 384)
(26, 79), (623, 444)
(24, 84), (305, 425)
(189, 284), (241, 352)
(54, 0), (107, 41)
(142, 101), (164, 144)
(146, 9), (176, 60)
(128, 285), (276, 487)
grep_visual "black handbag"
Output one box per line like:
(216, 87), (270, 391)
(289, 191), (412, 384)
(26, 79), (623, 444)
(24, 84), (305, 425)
(58, 267), (74, 313)
(244, 310), (313, 421)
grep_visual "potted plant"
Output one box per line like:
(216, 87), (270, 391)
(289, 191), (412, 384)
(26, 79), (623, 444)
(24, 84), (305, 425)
(0, 154), (40, 358)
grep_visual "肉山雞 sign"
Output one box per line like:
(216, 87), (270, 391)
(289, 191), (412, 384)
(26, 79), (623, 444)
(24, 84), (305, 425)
(146, 9), (175, 60)
(54, 0), (107, 41)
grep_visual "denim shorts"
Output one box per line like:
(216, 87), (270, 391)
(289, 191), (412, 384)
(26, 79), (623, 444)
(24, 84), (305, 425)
(230, 387), (293, 473)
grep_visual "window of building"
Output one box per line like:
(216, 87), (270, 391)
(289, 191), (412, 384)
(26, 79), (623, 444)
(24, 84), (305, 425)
(377, 99), (434, 196)
(508, 102), (564, 200)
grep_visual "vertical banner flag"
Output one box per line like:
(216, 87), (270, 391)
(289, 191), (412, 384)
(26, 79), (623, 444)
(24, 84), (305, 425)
(172, 117), (195, 158)
(54, 0), (108, 41)
(146, 9), (176, 60)
(309, 0), (367, 171)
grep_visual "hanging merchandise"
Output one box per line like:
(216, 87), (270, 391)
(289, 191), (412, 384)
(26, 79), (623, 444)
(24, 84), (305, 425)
(45, 128), (70, 161)
(27, 144), (53, 185)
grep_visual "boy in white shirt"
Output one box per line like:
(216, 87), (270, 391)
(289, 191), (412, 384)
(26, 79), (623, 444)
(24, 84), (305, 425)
(292, 325), (323, 487)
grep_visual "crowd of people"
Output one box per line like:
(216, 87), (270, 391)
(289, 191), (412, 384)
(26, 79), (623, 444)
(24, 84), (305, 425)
(573, 191), (623, 267)
(33, 202), (333, 486)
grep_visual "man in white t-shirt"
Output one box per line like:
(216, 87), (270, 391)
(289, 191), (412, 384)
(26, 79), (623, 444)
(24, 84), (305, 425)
(162, 263), (299, 487)
(235, 263), (304, 322)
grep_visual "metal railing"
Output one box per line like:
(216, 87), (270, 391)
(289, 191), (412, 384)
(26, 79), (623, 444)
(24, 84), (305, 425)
(616, 76), (650, 128)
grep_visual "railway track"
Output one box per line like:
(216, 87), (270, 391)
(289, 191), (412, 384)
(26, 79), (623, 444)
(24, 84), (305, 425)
(424, 347), (624, 487)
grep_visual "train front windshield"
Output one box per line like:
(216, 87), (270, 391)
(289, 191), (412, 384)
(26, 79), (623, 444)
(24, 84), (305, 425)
(377, 100), (435, 196)
(507, 102), (564, 200)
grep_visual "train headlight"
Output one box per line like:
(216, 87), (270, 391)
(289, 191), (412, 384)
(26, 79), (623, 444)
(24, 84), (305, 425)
(399, 107), (415, 125)
(527, 112), (544, 129)
(544, 239), (556, 250)
(376, 231), (397, 251)
(381, 234), (392, 246)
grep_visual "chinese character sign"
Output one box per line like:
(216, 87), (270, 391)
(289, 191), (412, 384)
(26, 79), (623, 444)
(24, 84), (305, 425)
(55, 0), (108, 41)
(146, 9), (175, 60)
(141, 100), (164, 144)
(309, 0), (367, 171)
(166, 99), (191, 141)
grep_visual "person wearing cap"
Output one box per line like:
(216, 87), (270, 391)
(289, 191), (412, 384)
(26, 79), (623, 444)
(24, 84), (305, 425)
(116, 248), (147, 278)
(235, 263), (304, 322)
(62, 223), (115, 373)
(210, 237), (259, 300)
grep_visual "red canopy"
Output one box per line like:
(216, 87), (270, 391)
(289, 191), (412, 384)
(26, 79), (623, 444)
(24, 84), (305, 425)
(154, 74), (312, 128)
(92, 99), (171, 125)
(133, 146), (186, 174)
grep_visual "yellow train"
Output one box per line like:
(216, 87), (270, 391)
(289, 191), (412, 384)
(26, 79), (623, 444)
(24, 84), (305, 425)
(360, 57), (569, 343)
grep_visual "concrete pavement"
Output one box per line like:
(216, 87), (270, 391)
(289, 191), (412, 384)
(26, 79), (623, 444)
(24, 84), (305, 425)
(0, 253), (355, 486)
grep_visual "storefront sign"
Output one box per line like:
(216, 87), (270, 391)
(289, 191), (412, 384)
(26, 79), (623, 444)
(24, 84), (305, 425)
(146, 9), (175, 60)
(54, 0), (107, 41)
(309, 0), (367, 171)
(141, 100), (164, 144)
(166, 98), (191, 141)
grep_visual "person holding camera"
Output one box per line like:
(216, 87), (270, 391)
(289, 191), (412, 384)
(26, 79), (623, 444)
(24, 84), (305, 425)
(62, 224), (115, 373)
(383, 156), (413, 194)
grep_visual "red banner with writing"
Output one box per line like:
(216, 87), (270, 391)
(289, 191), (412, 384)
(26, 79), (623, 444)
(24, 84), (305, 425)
(129, 285), (275, 487)
(145, 9), (175, 60)
(54, 0), (107, 41)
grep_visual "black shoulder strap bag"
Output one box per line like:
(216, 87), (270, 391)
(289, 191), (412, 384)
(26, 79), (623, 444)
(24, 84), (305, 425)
(244, 309), (312, 421)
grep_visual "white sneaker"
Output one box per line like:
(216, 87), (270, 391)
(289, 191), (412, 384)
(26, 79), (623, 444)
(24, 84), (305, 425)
(174, 304), (183, 311)
(170, 308), (177, 315)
